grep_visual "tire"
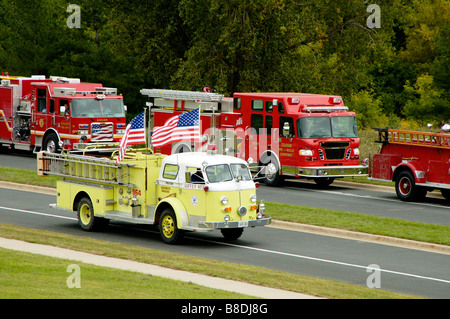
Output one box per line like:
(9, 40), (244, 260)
(395, 170), (426, 202)
(313, 177), (335, 188)
(441, 189), (450, 202)
(77, 197), (108, 231)
(259, 158), (283, 187)
(220, 228), (244, 241)
(159, 208), (184, 244)
(43, 133), (60, 153)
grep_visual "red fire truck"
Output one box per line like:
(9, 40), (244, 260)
(369, 128), (450, 202)
(141, 88), (367, 187)
(0, 74), (127, 153)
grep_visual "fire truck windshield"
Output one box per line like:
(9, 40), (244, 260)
(70, 99), (125, 118)
(297, 116), (358, 139)
(205, 163), (252, 183)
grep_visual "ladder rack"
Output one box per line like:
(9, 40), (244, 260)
(140, 88), (224, 102)
(39, 152), (136, 187)
(376, 128), (450, 150)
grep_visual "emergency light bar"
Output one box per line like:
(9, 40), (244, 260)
(304, 106), (349, 113)
(54, 87), (118, 96)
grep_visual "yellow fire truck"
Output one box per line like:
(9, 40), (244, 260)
(39, 150), (270, 243)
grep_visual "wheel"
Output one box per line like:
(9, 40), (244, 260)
(395, 170), (426, 202)
(441, 189), (450, 202)
(220, 228), (244, 241)
(159, 208), (183, 244)
(77, 197), (108, 231)
(313, 177), (335, 188)
(43, 133), (60, 153)
(259, 159), (283, 187)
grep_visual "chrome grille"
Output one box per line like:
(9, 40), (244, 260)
(320, 142), (350, 160)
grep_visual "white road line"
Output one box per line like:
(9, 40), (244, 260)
(0, 206), (76, 221)
(1, 205), (449, 285)
(190, 238), (450, 285)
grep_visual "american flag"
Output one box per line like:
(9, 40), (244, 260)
(116, 112), (146, 163)
(91, 123), (113, 141)
(151, 108), (200, 147)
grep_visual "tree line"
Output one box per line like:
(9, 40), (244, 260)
(0, 0), (448, 128)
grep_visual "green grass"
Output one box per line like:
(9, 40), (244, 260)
(0, 166), (60, 188)
(0, 224), (418, 299)
(0, 247), (253, 299)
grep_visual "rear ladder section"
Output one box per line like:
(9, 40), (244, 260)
(38, 152), (136, 187)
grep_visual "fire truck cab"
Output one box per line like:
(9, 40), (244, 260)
(370, 128), (450, 202)
(0, 74), (126, 153)
(142, 89), (367, 187)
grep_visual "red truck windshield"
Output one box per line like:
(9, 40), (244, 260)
(297, 116), (358, 139)
(70, 99), (125, 118)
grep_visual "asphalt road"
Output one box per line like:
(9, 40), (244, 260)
(0, 187), (449, 298)
(1, 149), (449, 226)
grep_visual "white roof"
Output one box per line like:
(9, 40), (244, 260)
(162, 152), (247, 167)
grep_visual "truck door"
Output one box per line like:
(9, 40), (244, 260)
(55, 99), (71, 136)
(0, 86), (14, 140)
(34, 88), (50, 138)
(278, 115), (296, 167)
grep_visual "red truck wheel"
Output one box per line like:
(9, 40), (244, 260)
(395, 170), (426, 202)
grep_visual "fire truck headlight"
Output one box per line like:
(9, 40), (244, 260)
(353, 148), (360, 155)
(250, 194), (257, 203)
(224, 214), (230, 222)
(299, 149), (313, 156)
(221, 197), (228, 205)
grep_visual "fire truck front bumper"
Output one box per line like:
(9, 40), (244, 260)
(291, 165), (368, 178)
(198, 217), (272, 230)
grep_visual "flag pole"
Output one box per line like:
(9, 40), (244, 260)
(144, 106), (148, 152)
(197, 108), (201, 152)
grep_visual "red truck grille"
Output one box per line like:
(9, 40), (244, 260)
(320, 142), (350, 160)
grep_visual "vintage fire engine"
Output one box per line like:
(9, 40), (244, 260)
(369, 128), (450, 202)
(39, 150), (270, 244)
(141, 88), (367, 187)
(0, 73), (126, 153)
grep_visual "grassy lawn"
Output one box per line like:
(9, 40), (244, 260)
(0, 247), (254, 299)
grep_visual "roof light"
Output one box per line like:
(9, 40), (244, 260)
(330, 97), (341, 104)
